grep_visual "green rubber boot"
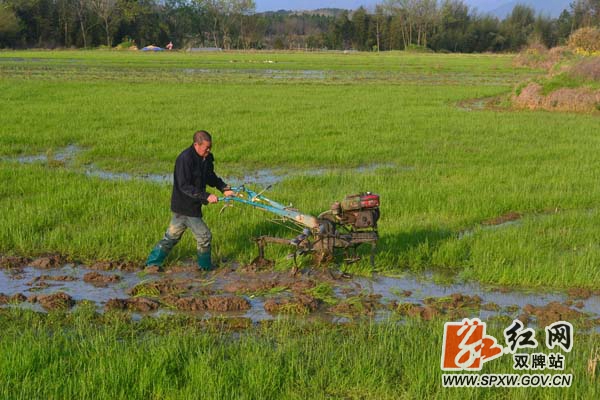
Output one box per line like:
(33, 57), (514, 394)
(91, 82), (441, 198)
(146, 246), (168, 268)
(197, 247), (213, 271)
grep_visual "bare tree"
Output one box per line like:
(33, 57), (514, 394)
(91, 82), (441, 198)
(231, 0), (255, 49)
(57, 0), (75, 47)
(90, 0), (119, 47)
(383, 0), (439, 48)
(75, 0), (92, 48)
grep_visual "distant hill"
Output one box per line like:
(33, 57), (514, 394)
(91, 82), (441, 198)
(486, 0), (571, 18)
(260, 8), (348, 17)
(255, 1), (572, 18)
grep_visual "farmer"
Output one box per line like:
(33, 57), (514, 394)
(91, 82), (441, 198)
(145, 130), (234, 270)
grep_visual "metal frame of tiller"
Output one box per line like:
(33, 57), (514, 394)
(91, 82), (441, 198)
(219, 185), (379, 267)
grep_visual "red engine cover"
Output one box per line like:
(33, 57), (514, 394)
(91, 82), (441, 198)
(341, 193), (380, 211)
(360, 194), (380, 208)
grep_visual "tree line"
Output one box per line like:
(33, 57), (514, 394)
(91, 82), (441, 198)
(1, 0), (599, 51)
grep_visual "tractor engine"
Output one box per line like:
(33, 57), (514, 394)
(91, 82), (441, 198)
(328, 193), (380, 229)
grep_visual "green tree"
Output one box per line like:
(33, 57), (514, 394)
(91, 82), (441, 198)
(431, 0), (470, 52)
(465, 14), (503, 52)
(351, 6), (369, 50)
(501, 4), (535, 51)
(531, 14), (558, 48)
(0, 2), (21, 47)
(556, 9), (573, 43)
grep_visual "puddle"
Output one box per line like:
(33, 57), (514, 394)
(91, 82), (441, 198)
(456, 96), (506, 112)
(84, 170), (172, 184)
(9, 144), (82, 164)
(362, 273), (600, 320)
(2, 145), (402, 187)
(226, 163), (400, 187)
(458, 219), (522, 239)
(182, 68), (328, 80)
(2, 260), (599, 329)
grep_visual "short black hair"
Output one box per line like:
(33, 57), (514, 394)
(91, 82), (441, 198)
(193, 130), (212, 144)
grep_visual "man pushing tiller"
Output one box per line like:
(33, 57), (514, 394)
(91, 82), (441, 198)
(145, 130), (234, 271)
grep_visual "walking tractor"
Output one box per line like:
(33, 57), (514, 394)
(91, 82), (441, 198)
(219, 186), (380, 267)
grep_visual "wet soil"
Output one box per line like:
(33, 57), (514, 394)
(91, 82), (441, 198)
(106, 297), (160, 312)
(29, 255), (64, 269)
(329, 293), (383, 317)
(0, 293), (27, 304)
(482, 212), (522, 226)
(83, 272), (121, 286)
(521, 301), (593, 328)
(391, 293), (483, 321)
(87, 260), (141, 272)
(0, 256), (31, 270)
(35, 292), (75, 310)
(264, 294), (320, 315)
(155, 294), (251, 312)
(2, 254), (600, 330)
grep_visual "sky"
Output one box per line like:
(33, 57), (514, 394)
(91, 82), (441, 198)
(254, 0), (571, 17)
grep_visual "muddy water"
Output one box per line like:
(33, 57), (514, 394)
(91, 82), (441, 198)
(2, 261), (599, 329)
(357, 274), (600, 321)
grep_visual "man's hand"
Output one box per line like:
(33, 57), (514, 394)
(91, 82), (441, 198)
(207, 194), (218, 203)
(223, 190), (235, 197)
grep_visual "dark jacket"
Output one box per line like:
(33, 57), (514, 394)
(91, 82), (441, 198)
(170, 145), (228, 217)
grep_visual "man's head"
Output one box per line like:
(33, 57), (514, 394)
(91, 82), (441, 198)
(193, 130), (212, 158)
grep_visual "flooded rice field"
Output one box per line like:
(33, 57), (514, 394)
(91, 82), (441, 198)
(2, 145), (400, 187)
(2, 255), (599, 330)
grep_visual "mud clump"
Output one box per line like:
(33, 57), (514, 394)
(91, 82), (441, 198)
(424, 293), (482, 311)
(329, 294), (383, 317)
(175, 295), (250, 312)
(522, 301), (588, 328)
(30, 255), (63, 269)
(88, 261), (141, 272)
(392, 293), (482, 320)
(0, 256), (31, 270)
(392, 303), (441, 320)
(11, 293), (27, 303)
(129, 279), (198, 297)
(481, 302), (501, 311)
(241, 257), (275, 273)
(36, 292), (75, 310)
(28, 281), (52, 291)
(83, 272), (121, 286)
(0, 293), (27, 304)
(205, 296), (251, 312)
(105, 297), (160, 312)
(28, 275), (77, 285)
(174, 297), (206, 311)
(482, 212), (522, 226)
(264, 294), (320, 315)
(567, 288), (593, 300)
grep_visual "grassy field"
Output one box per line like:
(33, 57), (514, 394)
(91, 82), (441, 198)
(1, 50), (599, 288)
(1, 306), (598, 400)
(1, 50), (600, 399)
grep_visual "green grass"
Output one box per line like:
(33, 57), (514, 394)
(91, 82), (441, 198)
(539, 72), (597, 95)
(0, 306), (598, 399)
(2, 50), (600, 288)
